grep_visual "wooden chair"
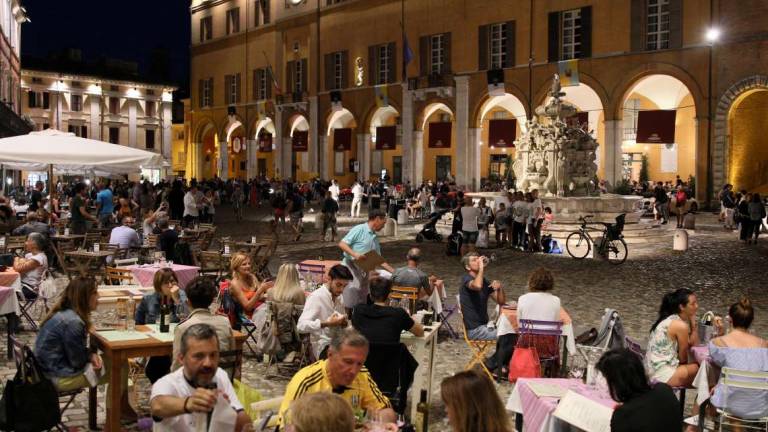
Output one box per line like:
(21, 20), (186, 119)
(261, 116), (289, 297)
(390, 286), (419, 314)
(252, 239), (276, 279)
(83, 232), (101, 249)
(51, 243), (78, 280)
(198, 223), (214, 231)
(168, 220), (181, 228)
(456, 295), (494, 379)
(104, 267), (135, 285)
(6, 235), (26, 256)
(198, 250), (226, 280)
(199, 228), (216, 251)
(219, 348), (244, 382)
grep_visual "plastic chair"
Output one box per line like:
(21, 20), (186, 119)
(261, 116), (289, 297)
(708, 367), (768, 431)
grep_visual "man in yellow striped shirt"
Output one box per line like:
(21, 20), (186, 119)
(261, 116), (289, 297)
(279, 328), (396, 425)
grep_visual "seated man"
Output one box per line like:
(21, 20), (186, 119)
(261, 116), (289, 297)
(12, 211), (51, 238)
(150, 323), (251, 432)
(459, 252), (509, 374)
(390, 248), (443, 308)
(156, 216), (179, 261)
(351, 277), (424, 343)
(279, 328), (396, 426)
(108, 215), (141, 251)
(297, 264), (351, 360)
(172, 276), (234, 371)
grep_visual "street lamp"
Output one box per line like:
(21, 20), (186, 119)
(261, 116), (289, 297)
(706, 27), (721, 43)
(706, 26), (720, 207)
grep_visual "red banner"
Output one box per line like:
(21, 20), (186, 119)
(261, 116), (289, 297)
(636, 110), (677, 144)
(428, 122), (452, 148)
(375, 126), (397, 150)
(488, 119), (517, 148)
(258, 133), (272, 152)
(566, 112), (589, 131)
(333, 128), (352, 151)
(292, 130), (308, 152)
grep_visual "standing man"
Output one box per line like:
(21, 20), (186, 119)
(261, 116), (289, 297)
(337, 209), (395, 312)
(28, 181), (44, 212)
(653, 181), (669, 225)
(96, 180), (114, 228)
(183, 184), (201, 227)
(350, 181), (365, 218)
(329, 179), (340, 202)
(528, 189), (544, 252)
(70, 182), (97, 234)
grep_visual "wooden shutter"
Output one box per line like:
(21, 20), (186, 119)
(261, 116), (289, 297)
(630, 0), (646, 52)
(300, 58), (308, 93)
(208, 78), (214, 106)
(226, 11), (231, 35)
(668, 0), (683, 49)
(254, 1), (260, 26)
(504, 21), (515, 68)
(28, 91), (34, 108)
(236, 73), (242, 103)
(252, 70), (259, 100)
(368, 45), (376, 86)
(580, 6), (592, 58)
(43, 92), (49, 109)
(419, 36), (429, 76)
(387, 42), (396, 84)
(478, 25), (489, 70)
(548, 12), (561, 62)
(263, 0), (270, 24)
(265, 69), (272, 99)
(286, 61), (295, 94)
(324, 53), (334, 90)
(341, 51), (349, 88)
(444, 32), (452, 74)
(224, 75), (232, 104)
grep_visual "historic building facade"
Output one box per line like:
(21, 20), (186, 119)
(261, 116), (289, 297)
(0, 0), (30, 138)
(188, 0), (768, 202)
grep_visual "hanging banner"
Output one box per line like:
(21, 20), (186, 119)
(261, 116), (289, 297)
(636, 110), (677, 144)
(292, 130), (308, 152)
(566, 112), (589, 132)
(258, 133), (272, 152)
(558, 59), (580, 87)
(488, 119), (517, 148)
(232, 137), (242, 154)
(428, 122), (452, 148)
(375, 125), (397, 150)
(333, 128), (352, 151)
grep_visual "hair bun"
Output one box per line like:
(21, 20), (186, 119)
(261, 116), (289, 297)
(740, 297), (752, 308)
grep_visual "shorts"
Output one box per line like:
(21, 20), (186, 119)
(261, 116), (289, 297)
(274, 208), (285, 218)
(462, 230), (479, 244)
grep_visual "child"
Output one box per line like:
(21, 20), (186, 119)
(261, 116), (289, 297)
(542, 206), (554, 233)
(494, 202), (510, 247)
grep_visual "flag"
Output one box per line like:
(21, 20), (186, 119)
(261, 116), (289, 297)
(558, 59), (579, 87)
(375, 85), (389, 107)
(402, 30), (414, 80)
(266, 65), (282, 96)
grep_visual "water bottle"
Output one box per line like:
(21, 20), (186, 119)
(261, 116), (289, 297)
(127, 297), (136, 330)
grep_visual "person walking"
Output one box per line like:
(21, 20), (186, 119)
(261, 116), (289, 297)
(748, 193), (766, 244)
(350, 181), (364, 218)
(321, 191), (339, 242)
(737, 192), (752, 243)
(653, 181), (669, 225)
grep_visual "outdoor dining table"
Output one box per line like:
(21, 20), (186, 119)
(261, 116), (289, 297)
(401, 323), (440, 422)
(0, 284), (20, 360)
(88, 325), (247, 431)
(49, 233), (86, 244)
(506, 378), (615, 432)
(126, 263), (201, 290)
(64, 249), (115, 278)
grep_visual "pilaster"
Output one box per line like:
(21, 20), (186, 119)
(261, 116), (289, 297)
(401, 84), (414, 184)
(454, 75), (470, 187)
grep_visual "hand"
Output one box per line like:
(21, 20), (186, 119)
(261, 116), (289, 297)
(260, 280), (275, 291)
(90, 353), (103, 371)
(491, 280), (502, 290)
(186, 388), (217, 413)
(326, 314), (347, 327)
(352, 252), (364, 260)
(476, 256), (485, 272)
(713, 316), (724, 334)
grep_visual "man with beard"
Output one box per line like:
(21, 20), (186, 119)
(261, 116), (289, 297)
(150, 324), (251, 431)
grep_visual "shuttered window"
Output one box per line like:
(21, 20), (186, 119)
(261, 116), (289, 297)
(646, 0), (670, 50)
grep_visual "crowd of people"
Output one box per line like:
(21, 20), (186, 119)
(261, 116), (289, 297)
(719, 184), (767, 244)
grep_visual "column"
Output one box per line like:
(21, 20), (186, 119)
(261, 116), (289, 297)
(218, 133), (229, 180)
(246, 138), (257, 180)
(358, 133), (371, 180)
(469, 128), (482, 191)
(128, 99), (137, 147)
(454, 75), (470, 188)
(414, 131), (424, 185)
(90, 95), (101, 140)
(320, 135), (329, 180)
(308, 96), (319, 174)
(53, 92), (63, 130)
(401, 84), (414, 184)
(274, 112), (283, 179)
(162, 102), (172, 160)
(603, 120), (622, 186)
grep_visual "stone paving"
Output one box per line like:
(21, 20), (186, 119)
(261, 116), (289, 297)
(2, 201), (766, 431)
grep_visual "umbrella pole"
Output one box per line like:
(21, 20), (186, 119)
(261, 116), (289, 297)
(48, 164), (54, 197)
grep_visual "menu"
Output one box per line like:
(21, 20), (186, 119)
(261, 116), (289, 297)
(552, 390), (613, 432)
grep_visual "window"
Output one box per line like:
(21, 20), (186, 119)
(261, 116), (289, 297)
(42, 123), (49, 130)
(146, 100), (155, 117)
(489, 23), (507, 69)
(378, 45), (390, 85)
(623, 98), (641, 142)
(109, 97), (120, 115)
(109, 127), (120, 144)
(225, 74), (241, 104)
(31, 77), (42, 84)
(27, 91), (49, 109)
(430, 34), (445, 74)
(260, 0), (270, 24)
(67, 124), (87, 138)
(561, 9), (581, 60)
(226, 8), (240, 35)
(369, 43), (395, 85)
(324, 51), (347, 90)
(333, 52), (344, 89)
(71, 94), (82, 112)
(145, 129), (155, 150)
(253, 68), (270, 100)
(200, 78), (213, 107)
(200, 16), (213, 42)
(646, 0), (670, 50)
(294, 61), (304, 94)
(110, 85), (119, 91)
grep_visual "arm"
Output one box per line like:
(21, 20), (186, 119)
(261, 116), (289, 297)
(670, 320), (694, 364)
(489, 280), (506, 305)
(338, 240), (362, 260)
(13, 256), (40, 274)
(409, 321), (425, 337)
(467, 261), (485, 291)
(296, 296), (345, 333)
(61, 322), (90, 371)
(150, 388), (217, 419)
(80, 203), (96, 221)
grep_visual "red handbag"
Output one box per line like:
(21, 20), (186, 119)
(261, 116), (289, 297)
(508, 346), (541, 383)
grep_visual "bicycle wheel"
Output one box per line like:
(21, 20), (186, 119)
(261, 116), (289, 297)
(566, 232), (591, 259)
(605, 238), (628, 264)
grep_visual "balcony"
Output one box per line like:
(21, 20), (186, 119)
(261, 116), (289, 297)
(0, 101), (32, 137)
(409, 73), (455, 101)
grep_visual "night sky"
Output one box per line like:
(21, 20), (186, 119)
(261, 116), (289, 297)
(21, 0), (191, 94)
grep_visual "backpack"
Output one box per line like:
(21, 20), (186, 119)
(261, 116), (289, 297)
(217, 281), (243, 330)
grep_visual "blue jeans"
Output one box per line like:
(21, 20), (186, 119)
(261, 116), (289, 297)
(467, 325), (497, 340)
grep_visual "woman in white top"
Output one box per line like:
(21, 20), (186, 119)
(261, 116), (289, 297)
(516, 267), (562, 360)
(13, 232), (48, 300)
(645, 288), (699, 386)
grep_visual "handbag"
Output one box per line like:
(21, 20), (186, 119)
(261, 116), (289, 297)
(0, 345), (61, 431)
(257, 303), (282, 355)
(508, 346), (541, 383)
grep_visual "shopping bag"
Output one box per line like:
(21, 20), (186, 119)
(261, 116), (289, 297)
(508, 346), (541, 383)
(233, 379), (263, 421)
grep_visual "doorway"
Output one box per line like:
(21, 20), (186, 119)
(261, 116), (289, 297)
(436, 156), (451, 182)
(257, 158), (267, 177)
(392, 156), (402, 184)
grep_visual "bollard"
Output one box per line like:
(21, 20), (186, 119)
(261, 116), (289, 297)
(673, 228), (689, 251)
(397, 209), (408, 225)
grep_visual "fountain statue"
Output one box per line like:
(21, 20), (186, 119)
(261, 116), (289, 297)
(513, 74), (598, 196)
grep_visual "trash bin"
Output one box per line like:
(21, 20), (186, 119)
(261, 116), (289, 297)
(683, 213), (696, 230)
(673, 228), (689, 251)
(369, 195), (381, 211)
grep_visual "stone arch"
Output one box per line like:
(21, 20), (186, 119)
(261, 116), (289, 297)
(713, 75), (768, 195)
(415, 97), (456, 131)
(361, 100), (402, 133)
(534, 72), (610, 118)
(193, 117), (217, 143)
(470, 83), (530, 129)
(612, 63), (706, 120)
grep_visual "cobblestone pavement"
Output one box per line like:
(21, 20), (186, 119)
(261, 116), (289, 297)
(2, 201), (766, 431)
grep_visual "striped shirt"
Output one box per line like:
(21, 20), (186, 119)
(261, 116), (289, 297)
(278, 360), (390, 424)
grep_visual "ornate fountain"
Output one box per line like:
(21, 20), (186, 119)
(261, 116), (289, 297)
(512, 74), (598, 196)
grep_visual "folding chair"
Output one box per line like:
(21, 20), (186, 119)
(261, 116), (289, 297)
(456, 295), (494, 379)
(113, 257), (139, 267)
(104, 267), (136, 285)
(6, 235), (26, 256)
(83, 232), (101, 249)
(391, 286), (418, 314)
(198, 250), (226, 280)
(715, 367), (768, 431)
(219, 347), (244, 382)
(518, 319), (564, 378)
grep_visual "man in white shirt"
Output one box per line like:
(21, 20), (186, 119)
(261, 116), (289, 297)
(350, 181), (365, 218)
(328, 180), (340, 202)
(108, 216), (141, 252)
(512, 191), (529, 250)
(183, 185), (201, 226)
(297, 264), (352, 359)
(150, 323), (251, 432)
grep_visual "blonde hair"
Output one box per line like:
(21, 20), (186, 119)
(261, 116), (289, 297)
(287, 393), (354, 432)
(230, 251), (256, 287)
(270, 263), (305, 305)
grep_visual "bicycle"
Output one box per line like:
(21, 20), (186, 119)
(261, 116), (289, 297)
(565, 214), (628, 265)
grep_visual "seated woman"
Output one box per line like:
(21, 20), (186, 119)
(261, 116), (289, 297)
(34, 277), (136, 421)
(596, 348), (682, 431)
(440, 370), (512, 432)
(708, 298), (768, 420)
(645, 288), (700, 387)
(135, 268), (188, 383)
(267, 263), (306, 305)
(515, 267), (563, 367)
(13, 232), (48, 301)
(229, 252), (272, 325)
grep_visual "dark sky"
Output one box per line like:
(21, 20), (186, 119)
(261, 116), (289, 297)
(21, 0), (191, 94)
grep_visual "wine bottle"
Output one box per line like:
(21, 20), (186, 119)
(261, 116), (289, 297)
(415, 390), (428, 432)
(159, 297), (170, 333)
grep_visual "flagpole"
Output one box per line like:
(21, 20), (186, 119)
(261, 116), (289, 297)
(401, 0), (406, 82)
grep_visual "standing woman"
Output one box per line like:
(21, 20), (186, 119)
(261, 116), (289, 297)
(738, 192), (753, 243)
(748, 193), (766, 244)
(674, 185), (687, 228)
(441, 370), (512, 432)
